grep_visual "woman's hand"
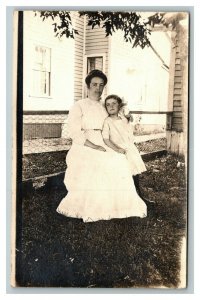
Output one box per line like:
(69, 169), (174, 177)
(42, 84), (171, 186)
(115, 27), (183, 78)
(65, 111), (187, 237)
(116, 148), (126, 154)
(96, 145), (107, 152)
(125, 113), (133, 122)
(85, 139), (106, 151)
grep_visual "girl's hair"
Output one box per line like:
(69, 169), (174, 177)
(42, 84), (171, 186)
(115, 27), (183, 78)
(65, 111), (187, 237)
(105, 94), (127, 110)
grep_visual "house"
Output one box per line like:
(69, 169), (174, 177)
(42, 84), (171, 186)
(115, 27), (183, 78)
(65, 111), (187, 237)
(165, 15), (189, 157)
(23, 11), (186, 154)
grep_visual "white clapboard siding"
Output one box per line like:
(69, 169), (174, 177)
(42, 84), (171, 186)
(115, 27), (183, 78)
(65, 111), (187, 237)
(23, 11), (75, 111)
(172, 37), (183, 131)
(74, 13), (84, 101)
(85, 23), (109, 82)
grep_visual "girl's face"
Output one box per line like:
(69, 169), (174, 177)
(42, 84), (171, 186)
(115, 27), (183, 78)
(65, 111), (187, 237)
(105, 98), (120, 116)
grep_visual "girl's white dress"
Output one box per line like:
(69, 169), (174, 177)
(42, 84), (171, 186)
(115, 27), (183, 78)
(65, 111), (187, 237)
(102, 116), (147, 176)
(56, 98), (147, 222)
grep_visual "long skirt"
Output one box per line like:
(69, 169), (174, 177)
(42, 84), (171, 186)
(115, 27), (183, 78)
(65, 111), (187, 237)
(56, 130), (147, 222)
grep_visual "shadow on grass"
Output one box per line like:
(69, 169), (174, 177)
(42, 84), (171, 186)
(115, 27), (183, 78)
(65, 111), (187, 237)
(16, 155), (187, 288)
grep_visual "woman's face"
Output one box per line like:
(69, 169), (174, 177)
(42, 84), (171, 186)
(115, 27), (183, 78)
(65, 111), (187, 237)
(88, 77), (105, 100)
(105, 98), (120, 116)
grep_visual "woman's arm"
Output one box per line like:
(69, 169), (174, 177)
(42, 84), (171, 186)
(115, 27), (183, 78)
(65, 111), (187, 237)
(103, 138), (126, 154)
(84, 139), (106, 152)
(67, 102), (106, 151)
(119, 106), (133, 122)
(67, 103), (86, 145)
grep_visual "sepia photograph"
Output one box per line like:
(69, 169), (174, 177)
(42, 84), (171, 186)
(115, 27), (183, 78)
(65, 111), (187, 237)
(11, 9), (189, 288)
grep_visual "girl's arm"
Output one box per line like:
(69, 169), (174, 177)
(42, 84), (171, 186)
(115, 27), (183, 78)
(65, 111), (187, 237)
(102, 118), (125, 154)
(103, 138), (126, 154)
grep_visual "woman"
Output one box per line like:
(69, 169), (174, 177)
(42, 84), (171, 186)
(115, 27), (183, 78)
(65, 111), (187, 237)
(57, 70), (147, 222)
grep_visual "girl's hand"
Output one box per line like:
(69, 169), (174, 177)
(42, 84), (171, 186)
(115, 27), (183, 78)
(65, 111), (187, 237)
(96, 145), (106, 152)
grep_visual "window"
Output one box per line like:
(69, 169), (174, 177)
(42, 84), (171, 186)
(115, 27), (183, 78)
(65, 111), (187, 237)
(83, 54), (105, 98)
(87, 56), (103, 73)
(31, 45), (51, 97)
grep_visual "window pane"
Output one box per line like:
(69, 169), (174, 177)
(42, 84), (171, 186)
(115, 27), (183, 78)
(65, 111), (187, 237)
(87, 57), (103, 73)
(95, 57), (103, 70)
(31, 45), (51, 97)
(43, 48), (51, 71)
(32, 70), (50, 96)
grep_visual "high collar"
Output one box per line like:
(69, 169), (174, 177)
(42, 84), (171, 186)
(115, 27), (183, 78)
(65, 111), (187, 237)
(87, 97), (102, 104)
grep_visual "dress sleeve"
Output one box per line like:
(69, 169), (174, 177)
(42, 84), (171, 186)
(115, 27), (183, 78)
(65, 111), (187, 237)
(102, 119), (110, 140)
(67, 102), (86, 145)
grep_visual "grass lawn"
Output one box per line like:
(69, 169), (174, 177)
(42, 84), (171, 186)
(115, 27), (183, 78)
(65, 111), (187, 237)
(16, 153), (187, 288)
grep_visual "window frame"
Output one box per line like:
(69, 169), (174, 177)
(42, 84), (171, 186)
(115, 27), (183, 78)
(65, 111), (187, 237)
(29, 44), (52, 99)
(83, 53), (106, 98)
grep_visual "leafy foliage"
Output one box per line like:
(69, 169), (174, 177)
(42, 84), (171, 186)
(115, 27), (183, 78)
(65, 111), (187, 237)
(35, 11), (187, 48)
(35, 11), (167, 49)
(79, 11), (154, 48)
(35, 11), (79, 39)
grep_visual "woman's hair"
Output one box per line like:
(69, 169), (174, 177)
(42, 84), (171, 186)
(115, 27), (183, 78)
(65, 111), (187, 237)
(105, 94), (127, 110)
(85, 69), (108, 87)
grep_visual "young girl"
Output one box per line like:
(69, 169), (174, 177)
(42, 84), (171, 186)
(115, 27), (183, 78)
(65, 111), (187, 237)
(102, 94), (152, 203)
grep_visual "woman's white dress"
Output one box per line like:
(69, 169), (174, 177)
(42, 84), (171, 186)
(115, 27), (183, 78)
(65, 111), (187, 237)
(56, 98), (147, 222)
(102, 116), (147, 176)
